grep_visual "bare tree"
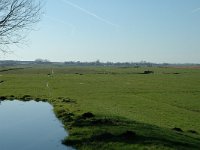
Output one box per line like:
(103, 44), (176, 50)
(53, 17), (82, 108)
(0, 0), (42, 52)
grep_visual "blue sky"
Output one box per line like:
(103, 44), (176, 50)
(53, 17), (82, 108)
(2, 0), (200, 63)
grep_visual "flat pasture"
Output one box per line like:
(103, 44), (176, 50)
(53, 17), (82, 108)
(0, 66), (200, 149)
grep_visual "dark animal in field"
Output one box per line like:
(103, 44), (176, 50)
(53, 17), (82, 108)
(143, 70), (154, 74)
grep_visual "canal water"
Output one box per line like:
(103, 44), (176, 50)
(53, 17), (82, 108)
(0, 100), (74, 150)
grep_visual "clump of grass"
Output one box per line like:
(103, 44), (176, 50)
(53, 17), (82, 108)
(187, 130), (198, 134)
(54, 107), (75, 123)
(20, 95), (32, 101)
(0, 96), (6, 100)
(172, 127), (183, 132)
(81, 112), (95, 119)
(58, 97), (76, 104)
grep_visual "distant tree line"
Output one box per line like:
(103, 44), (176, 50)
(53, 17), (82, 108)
(0, 59), (199, 67)
(64, 60), (159, 67)
(35, 58), (51, 63)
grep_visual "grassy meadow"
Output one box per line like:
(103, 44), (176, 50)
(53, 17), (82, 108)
(0, 65), (200, 149)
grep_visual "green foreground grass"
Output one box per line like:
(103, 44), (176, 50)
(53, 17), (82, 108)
(0, 66), (200, 149)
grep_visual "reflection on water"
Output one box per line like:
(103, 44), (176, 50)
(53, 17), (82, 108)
(0, 100), (74, 150)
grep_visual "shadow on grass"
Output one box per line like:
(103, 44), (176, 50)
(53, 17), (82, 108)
(63, 113), (200, 150)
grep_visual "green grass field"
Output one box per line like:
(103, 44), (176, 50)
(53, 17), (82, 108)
(0, 66), (200, 149)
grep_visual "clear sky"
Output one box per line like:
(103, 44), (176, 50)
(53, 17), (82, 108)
(1, 0), (200, 63)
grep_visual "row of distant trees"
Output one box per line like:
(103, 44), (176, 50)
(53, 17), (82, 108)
(31, 60), (199, 67)
(63, 60), (159, 67)
(33, 59), (171, 67)
(35, 58), (51, 63)
(1, 59), (199, 67)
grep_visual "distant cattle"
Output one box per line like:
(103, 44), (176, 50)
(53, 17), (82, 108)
(143, 70), (154, 74)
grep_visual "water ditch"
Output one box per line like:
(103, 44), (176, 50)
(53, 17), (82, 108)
(0, 100), (74, 150)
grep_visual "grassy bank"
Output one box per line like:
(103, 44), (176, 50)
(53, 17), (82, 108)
(0, 66), (200, 149)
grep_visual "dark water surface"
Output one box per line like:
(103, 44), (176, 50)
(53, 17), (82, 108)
(0, 100), (74, 150)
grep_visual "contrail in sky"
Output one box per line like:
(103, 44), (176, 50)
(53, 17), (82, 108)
(58, 0), (119, 28)
(192, 7), (200, 13)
